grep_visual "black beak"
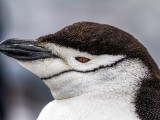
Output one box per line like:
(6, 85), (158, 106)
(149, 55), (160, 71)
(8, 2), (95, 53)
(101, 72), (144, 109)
(0, 38), (53, 60)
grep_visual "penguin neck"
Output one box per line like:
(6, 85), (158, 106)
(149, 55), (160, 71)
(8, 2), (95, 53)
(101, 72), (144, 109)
(44, 59), (149, 100)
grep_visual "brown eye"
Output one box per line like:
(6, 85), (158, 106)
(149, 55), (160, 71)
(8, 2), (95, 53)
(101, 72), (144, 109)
(75, 57), (90, 63)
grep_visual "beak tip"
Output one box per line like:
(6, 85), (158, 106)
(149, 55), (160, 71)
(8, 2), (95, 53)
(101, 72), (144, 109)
(0, 38), (14, 52)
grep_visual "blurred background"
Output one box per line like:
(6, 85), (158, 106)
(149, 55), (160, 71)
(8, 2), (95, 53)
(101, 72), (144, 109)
(0, 0), (160, 120)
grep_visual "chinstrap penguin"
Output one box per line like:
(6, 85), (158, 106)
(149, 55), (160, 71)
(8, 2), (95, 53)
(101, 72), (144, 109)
(0, 22), (160, 120)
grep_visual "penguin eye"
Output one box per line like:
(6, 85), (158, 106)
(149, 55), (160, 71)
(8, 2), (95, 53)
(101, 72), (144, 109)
(75, 57), (90, 63)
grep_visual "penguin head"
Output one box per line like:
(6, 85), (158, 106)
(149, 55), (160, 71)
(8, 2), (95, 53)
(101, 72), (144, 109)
(0, 22), (159, 100)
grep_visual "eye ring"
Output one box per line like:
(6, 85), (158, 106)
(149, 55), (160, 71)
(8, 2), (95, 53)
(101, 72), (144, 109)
(75, 57), (90, 63)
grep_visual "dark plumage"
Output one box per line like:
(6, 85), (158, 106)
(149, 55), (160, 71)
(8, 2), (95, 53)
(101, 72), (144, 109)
(37, 22), (159, 75)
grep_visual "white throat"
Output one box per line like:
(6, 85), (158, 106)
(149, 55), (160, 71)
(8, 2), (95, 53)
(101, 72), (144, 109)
(38, 59), (148, 120)
(44, 59), (148, 100)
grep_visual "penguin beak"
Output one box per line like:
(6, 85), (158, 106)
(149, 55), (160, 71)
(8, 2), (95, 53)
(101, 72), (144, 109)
(0, 38), (53, 60)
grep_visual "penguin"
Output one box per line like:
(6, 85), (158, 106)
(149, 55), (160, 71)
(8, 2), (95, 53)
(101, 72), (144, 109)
(0, 22), (160, 120)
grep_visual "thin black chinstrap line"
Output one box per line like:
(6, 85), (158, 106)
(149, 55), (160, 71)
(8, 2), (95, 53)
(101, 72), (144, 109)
(41, 57), (127, 80)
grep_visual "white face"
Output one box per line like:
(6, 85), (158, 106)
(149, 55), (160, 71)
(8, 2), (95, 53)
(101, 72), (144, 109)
(18, 43), (149, 100)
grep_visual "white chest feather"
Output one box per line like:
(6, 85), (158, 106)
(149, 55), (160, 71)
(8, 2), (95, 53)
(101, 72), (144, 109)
(37, 95), (140, 120)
